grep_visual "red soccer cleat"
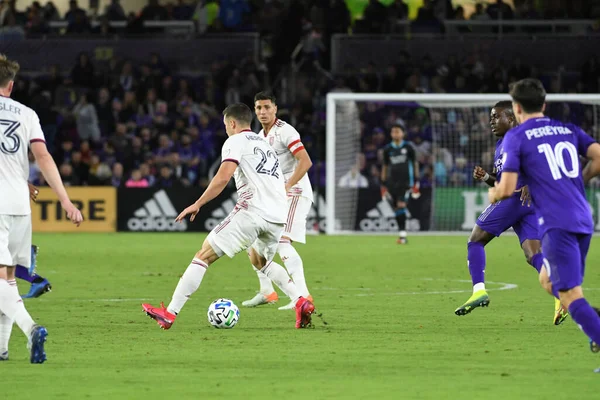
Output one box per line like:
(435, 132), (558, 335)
(295, 297), (315, 329)
(142, 302), (176, 330)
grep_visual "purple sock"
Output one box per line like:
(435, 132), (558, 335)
(15, 265), (35, 283)
(467, 241), (486, 286)
(568, 298), (600, 344)
(530, 253), (543, 274)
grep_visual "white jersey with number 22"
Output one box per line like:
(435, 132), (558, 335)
(0, 96), (46, 215)
(221, 129), (287, 224)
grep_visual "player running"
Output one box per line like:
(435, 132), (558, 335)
(490, 78), (600, 353)
(142, 103), (315, 329)
(380, 124), (420, 244)
(455, 101), (569, 326)
(241, 92), (314, 310)
(0, 54), (83, 363)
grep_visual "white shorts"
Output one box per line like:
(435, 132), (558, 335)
(0, 215), (32, 269)
(283, 196), (312, 244)
(207, 207), (284, 263)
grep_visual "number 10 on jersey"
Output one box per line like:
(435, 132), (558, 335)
(538, 141), (579, 180)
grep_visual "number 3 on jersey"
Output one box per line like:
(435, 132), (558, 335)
(538, 141), (579, 180)
(0, 119), (21, 155)
(254, 147), (280, 178)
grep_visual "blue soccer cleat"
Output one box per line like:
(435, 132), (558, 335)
(22, 279), (52, 299)
(28, 325), (48, 364)
(29, 245), (39, 276)
(0, 351), (8, 361)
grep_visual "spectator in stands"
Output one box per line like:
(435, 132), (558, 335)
(362, 0), (387, 34)
(73, 92), (101, 142)
(70, 151), (89, 185)
(486, 0), (514, 20)
(140, 0), (169, 21)
(219, 0), (250, 31)
(105, 0), (126, 21)
(71, 52), (95, 88)
(126, 169), (149, 187)
(65, 0), (85, 23)
(339, 164), (369, 188)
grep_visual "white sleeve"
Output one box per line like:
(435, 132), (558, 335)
(282, 125), (304, 156)
(28, 109), (46, 145)
(221, 136), (243, 165)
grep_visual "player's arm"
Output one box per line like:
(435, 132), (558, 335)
(176, 160), (236, 223)
(381, 147), (389, 185)
(411, 146), (420, 185)
(582, 143), (600, 184)
(285, 148), (312, 192)
(489, 133), (520, 203)
(30, 142), (83, 225)
(195, 161), (237, 208)
(473, 166), (496, 187)
(491, 172), (518, 202)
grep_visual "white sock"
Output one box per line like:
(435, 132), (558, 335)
(261, 262), (300, 302)
(253, 266), (275, 294)
(0, 279), (35, 338)
(0, 311), (12, 354)
(278, 242), (309, 297)
(167, 259), (208, 315)
(264, 261), (294, 300)
(473, 282), (486, 293)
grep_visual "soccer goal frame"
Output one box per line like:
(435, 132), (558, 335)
(325, 93), (600, 235)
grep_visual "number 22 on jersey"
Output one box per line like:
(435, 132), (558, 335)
(538, 141), (579, 180)
(254, 147), (279, 178)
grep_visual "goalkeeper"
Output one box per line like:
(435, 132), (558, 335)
(380, 124), (420, 244)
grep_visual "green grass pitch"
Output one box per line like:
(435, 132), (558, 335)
(4, 233), (600, 399)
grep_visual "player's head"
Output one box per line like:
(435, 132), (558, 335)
(254, 91), (277, 126)
(390, 124), (405, 143)
(509, 78), (546, 123)
(490, 100), (516, 138)
(222, 103), (253, 136)
(0, 54), (19, 96)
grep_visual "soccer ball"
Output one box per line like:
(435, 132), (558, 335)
(207, 298), (240, 329)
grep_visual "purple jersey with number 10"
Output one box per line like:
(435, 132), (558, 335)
(501, 117), (595, 237)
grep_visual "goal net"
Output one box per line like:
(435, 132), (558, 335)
(325, 93), (600, 235)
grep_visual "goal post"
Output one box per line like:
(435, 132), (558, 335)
(325, 93), (600, 235)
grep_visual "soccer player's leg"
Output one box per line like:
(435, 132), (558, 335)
(0, 216), (47, 363)
(542, 230), (600, 351)
(18, 245), (52, 299)
(389, 185), (410, 244)
(277, 196), (312, 310)
(142, 209), (253, 330)
(455, 202), (511, 316)
(251, 220), (314, 328)
(455, 224), (494, 316)
(515, 212), (568, 325)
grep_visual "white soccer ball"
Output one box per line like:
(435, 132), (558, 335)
(207, 298), (240, 329)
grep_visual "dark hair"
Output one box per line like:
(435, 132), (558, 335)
(509, 78), (546, 114)
(222, 103), (253, 125)
(493, 100), (513, 110)
(391, 123), (405, 132)
(254, 91), (276, 105)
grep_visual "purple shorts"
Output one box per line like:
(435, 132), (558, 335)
(476, 195), (540, 243)
(542, 229), (592, 292)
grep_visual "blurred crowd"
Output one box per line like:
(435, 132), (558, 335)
(8, 0), (600, 191)
(1, 0), (598, 38)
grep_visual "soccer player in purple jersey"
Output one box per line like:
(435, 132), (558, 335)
(489, 78), (600, 353)
(455, 101), (569, 325)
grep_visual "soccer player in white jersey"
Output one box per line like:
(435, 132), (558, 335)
(142, 103), (315, 329)
(241, 92), (314, 310)
(0, 54), (83, 363)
